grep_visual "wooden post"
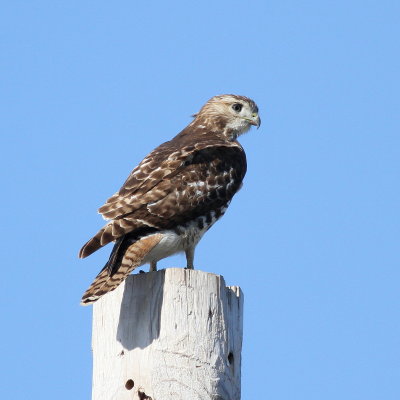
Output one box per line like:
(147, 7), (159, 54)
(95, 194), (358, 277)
(91, 268), (243, 400)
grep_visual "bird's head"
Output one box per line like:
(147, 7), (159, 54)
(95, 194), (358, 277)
(193, 94), (261, 140)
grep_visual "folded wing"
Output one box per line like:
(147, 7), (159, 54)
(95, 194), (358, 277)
(79, 139), (246, 259)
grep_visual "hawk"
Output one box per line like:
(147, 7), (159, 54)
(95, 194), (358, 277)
(79, 94), (260, 305)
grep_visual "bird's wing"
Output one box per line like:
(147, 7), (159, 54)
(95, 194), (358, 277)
(145, 144), (246, 222)
(98, 142), (192, 221)
(79, 140), (246, 258)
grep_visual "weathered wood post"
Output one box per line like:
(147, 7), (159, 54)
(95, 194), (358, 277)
(91, 268), (243, 400)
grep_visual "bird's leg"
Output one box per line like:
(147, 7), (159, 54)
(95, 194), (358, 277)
(150, 261), (157, 272)
(185, 247), (195, 270)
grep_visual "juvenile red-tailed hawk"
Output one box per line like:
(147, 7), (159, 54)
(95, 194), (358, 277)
(79, 94), (260, 304)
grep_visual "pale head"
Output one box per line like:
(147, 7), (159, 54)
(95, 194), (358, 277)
(193, 94), (261, 140)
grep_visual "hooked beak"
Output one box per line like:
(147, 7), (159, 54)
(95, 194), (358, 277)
(249, 113), (261, 129)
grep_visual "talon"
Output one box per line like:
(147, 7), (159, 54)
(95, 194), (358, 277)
(150, 261), (157, 272)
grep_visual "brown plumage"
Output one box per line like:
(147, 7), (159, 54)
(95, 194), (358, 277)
(79, 94), (260, 305)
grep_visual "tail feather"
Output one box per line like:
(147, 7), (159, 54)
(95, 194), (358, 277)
(80, 233), (162, 305)
(78, 224), (114, 259)
(79, 218), (152, 259)
(78, 221), (128, 259)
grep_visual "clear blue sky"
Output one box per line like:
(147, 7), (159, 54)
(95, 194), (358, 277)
(1, 1), (399, 399)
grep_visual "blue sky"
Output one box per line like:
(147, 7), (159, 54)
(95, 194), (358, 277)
(1, 1), (399, 399)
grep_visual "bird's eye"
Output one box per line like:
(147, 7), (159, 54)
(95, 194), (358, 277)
(232, 103), (243, 112)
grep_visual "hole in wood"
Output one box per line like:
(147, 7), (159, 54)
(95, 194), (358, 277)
(125, 379), (134, 390)
(228, 352), (234, 365)
(138, 389), (153, 400)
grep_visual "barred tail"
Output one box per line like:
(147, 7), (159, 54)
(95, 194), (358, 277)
(79, 218), (147, 259)
(80, 233), (162, 305)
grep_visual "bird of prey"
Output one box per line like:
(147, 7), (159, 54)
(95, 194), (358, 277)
(79, 94), (260, 305)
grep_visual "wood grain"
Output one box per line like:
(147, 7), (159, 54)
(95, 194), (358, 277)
(91, 268), (243, 400)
